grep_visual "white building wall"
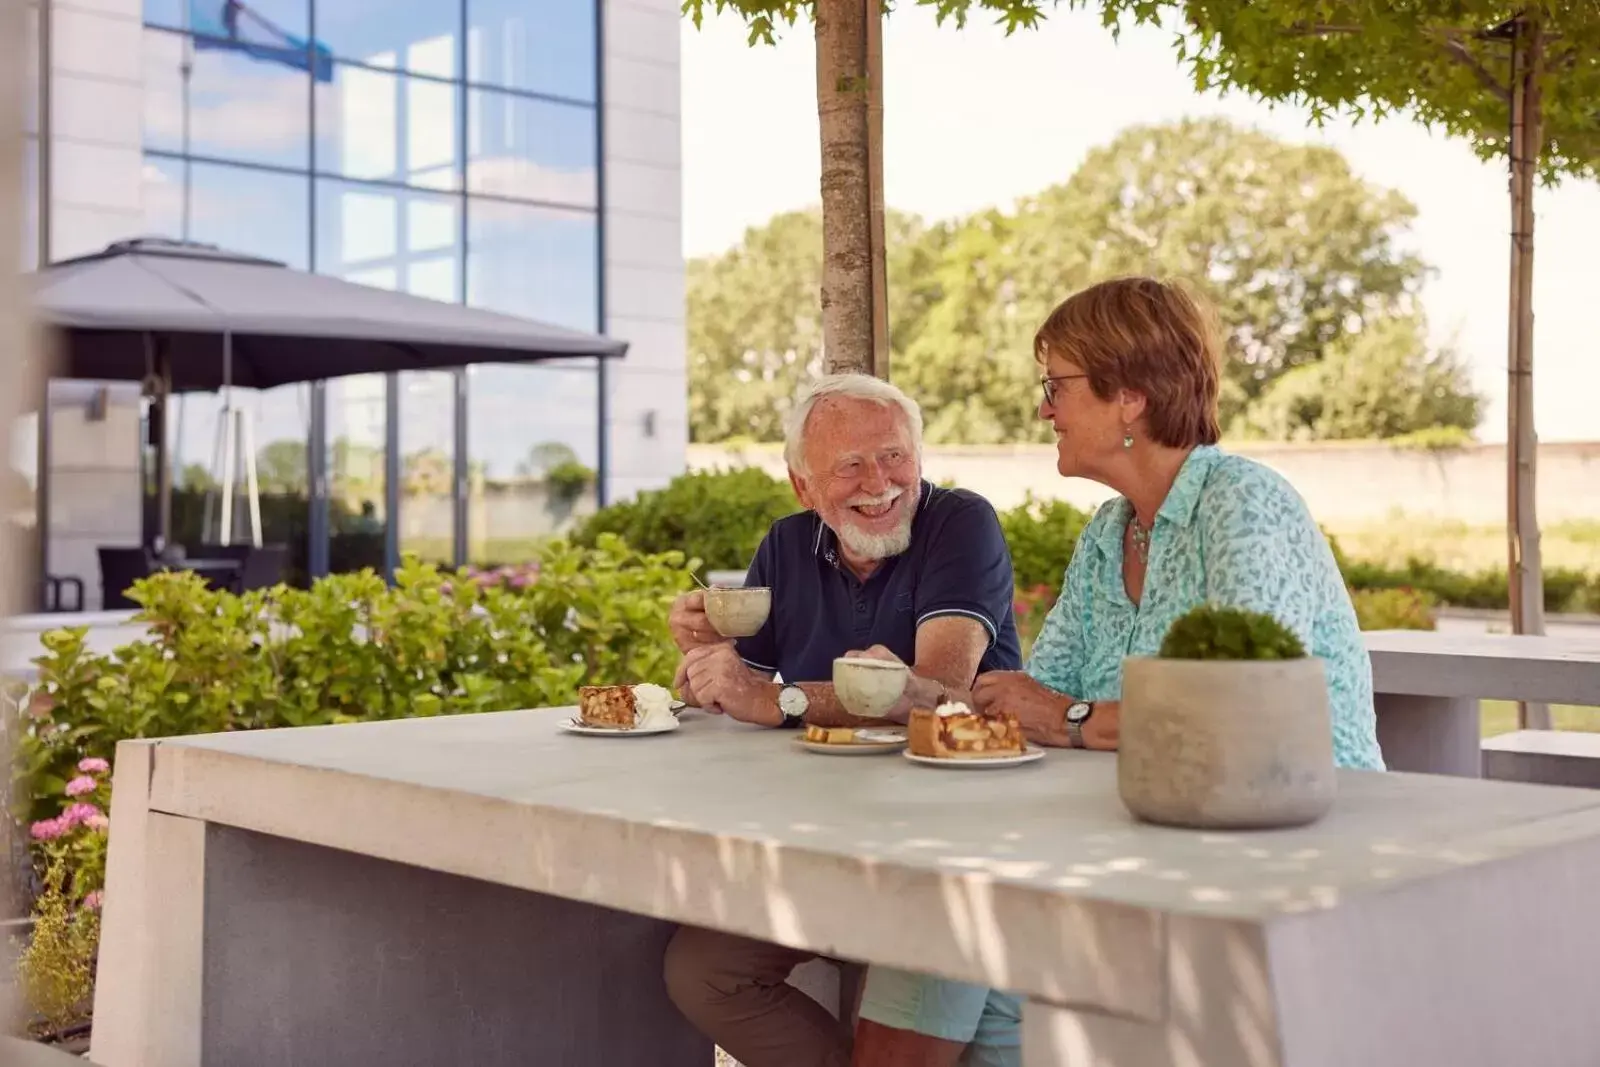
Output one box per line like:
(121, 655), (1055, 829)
(600, 0), (688, 502)
(37, 0), (147, 606)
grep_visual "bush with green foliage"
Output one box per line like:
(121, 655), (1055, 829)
(997, 494), (1091, 594)
(15, 537), (695, 828)
(571, 467), (800, 578)
(1158, 605), (1308, 661)
(1349, 587), (1438, 631)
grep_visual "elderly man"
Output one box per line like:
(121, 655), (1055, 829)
(663, 373), (1023, 1067)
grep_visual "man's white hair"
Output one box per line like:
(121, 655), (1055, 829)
(783, 373), (924, 475)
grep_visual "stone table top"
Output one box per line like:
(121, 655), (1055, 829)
(141, 707), (1600, 1018)
(1365, 628), (1600, 703)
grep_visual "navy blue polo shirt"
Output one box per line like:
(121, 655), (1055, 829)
(734, 481), (1023, 688)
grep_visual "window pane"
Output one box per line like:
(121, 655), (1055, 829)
(144, 27), (311, 170)
(315, 0), (460, 78)
(398, 372), (455, 564)
(467, 363), (598, 565)
(145, 0), (309, 38)
(314, 178), (462, 298)
(316, 65), (461, 189)
(143, 157), (310, 268)
(468, 90), (595, 208)
(466, 200), (597, 331)
(167, 384), (312, 586)
(468, 0), (595, 103)
(327, 375), (388, 575)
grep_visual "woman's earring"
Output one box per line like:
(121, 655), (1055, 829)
(1122, 429), (1134, 449)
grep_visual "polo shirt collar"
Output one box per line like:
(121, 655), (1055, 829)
(1090, 445), (1221, 557)
(814, 480), (935, 568)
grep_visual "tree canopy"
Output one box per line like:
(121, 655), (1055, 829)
(1143, 1), (1600, 180)
(688, 119), (1465, 445)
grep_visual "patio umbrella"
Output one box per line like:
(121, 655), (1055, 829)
(28, 237), (629, 545)
(30, 237), (627, 390)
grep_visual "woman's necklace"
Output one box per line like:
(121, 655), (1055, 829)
(1129, 515), (1152, 564)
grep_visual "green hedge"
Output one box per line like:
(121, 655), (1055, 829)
(572, 468), (1600, 615)
(571, 467), (799, 579)
(14, 537), (696, 829)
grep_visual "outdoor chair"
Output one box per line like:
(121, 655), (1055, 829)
(97, 546), (155, 610)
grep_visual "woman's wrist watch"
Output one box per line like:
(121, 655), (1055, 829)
(1063, 700), (1094, 748)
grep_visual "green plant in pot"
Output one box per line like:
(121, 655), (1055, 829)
(1118, 604), (1337, 831)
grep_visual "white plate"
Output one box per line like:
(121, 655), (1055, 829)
(794, 728), (907, 756)
(559, 716), (680, 737)
(902, 745), (1045, 769)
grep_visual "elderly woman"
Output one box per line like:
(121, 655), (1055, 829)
(848, 277), (1382, 1067)
(970, 276), (1385, 771)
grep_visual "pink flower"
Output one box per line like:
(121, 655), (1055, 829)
(81, 891), (102, 911)
(77, 757), (110, 775)
(85, 812), (110, 831)
(65, 775), (98, 797)
(62, 803), (102, 827)
(29, 817), (65, 841)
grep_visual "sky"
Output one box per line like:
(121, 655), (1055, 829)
(680, 7), (1600, 443)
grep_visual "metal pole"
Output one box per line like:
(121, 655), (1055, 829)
(219, 333), (236, 544)
(180, 8), (194, 241)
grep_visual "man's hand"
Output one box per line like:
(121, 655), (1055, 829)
(668, 590), (729, 654)
(677, 644), (779, 727)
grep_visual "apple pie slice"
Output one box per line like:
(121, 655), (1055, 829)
(908, 702), (1025, 759)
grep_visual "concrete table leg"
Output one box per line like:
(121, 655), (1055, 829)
(1374, 694), (1481, 777)
(92, 753), (713, 1066)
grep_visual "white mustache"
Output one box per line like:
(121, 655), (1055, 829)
(846, 489), (904, 509)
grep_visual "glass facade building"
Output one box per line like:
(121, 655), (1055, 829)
(14, 0), (691, 604)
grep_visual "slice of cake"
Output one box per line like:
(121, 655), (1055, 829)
(578, 683), (675, 730)
(908, 701), (1025, 759)
(804, 725), (858, 745)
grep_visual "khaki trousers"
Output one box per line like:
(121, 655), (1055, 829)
(663, 924), (862, 1067)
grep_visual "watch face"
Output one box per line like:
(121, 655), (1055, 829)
(779, 686), (808, 717)
(1066, 701), (1092, 724)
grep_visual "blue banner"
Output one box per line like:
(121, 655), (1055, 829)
(189, 1), (334, 83)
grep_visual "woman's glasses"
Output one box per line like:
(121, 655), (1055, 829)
(1040, 373), (1089, 407)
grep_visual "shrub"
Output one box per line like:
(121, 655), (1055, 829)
(572, 467), (800, 578)
(14, 536), (695, 827)
(1158, 605), (1307, 661)
(997, 494), (1091, 597)
(15, 761), (111, 1036)
(1349, 587), (1438, 631)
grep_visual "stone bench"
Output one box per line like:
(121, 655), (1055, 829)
(1482, 730), (1600, 789)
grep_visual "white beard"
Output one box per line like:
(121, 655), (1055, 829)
(832, 489), (917, 561)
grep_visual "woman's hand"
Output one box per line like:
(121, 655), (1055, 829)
(972, 671), (1070, 744)
(972, 672), (1119, 749)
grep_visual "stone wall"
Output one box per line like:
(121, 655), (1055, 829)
(687, 440), (1600, 524)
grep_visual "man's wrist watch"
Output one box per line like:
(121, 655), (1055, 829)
(777, 684), (809, 726)
(1063, 700), (1094, 748)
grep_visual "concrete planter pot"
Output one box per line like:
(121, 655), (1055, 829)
(1118, 656), (1337, 830)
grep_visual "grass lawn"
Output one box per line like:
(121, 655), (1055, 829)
(1330, 517), (1600, 575)
(1481, 701), (1600, 737)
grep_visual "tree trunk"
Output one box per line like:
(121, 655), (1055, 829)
(1506, 15), (1548, 729)
(815, 0), (888, 378)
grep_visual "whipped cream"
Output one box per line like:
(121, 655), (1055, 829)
(934, 700), (974, 717)
(632, 683), (676, 729)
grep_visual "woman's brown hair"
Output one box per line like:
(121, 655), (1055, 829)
(1033, 277), (1222, 448)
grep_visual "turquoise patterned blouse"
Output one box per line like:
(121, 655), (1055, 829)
(1026, 445), (1386, 771)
